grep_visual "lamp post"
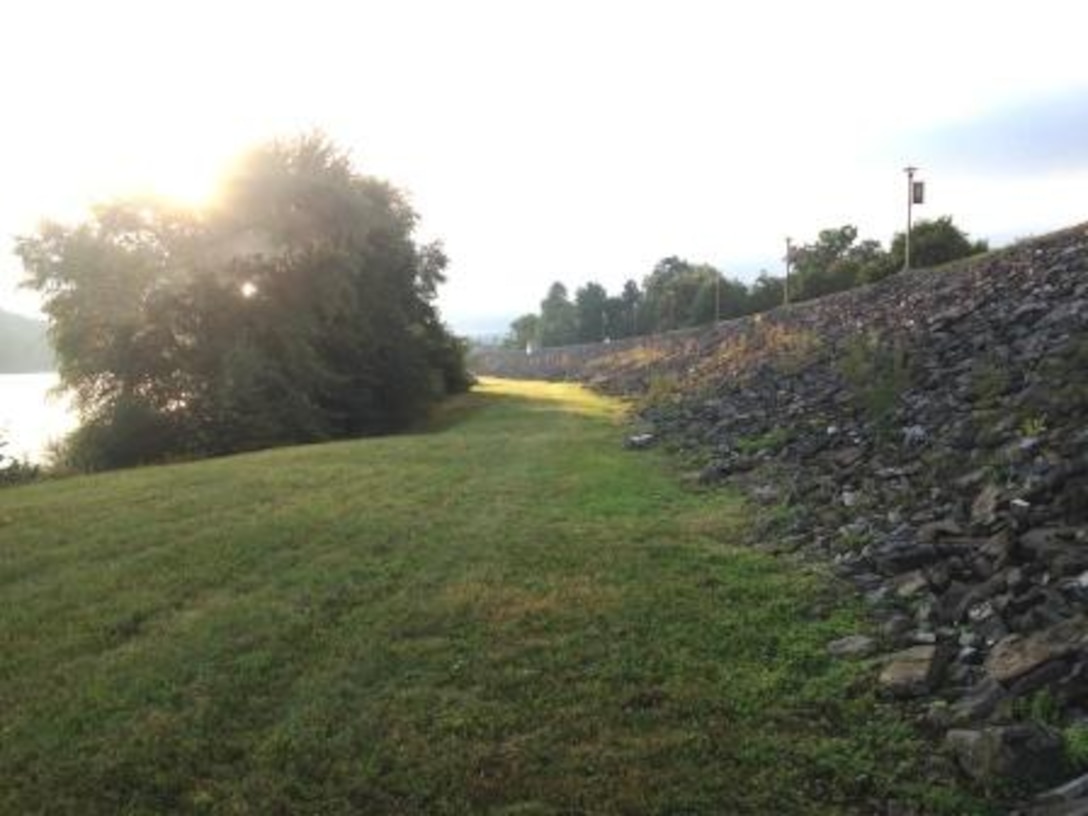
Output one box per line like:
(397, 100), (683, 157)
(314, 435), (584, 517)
(903, 165), (922, 271)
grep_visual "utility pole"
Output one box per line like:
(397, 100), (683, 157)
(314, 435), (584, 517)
(715, 273), (721, 322)
(903, 165), (922, 271)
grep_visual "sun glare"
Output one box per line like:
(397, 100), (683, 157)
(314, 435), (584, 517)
(76, 134), (235, 213)
(139, 151), (225, 209)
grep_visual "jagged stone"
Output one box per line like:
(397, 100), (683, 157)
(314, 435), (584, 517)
(971, 484), (1003, 528)
(945, 724), (1064, 786)
(879, 645), (945, 698)
(1031, 771), (1088, 813)
(948, 677), (1008, 729)
(624, 433), (655, 450)
(985, 616), (1088, 684)
(827, 634), (877, 658)
(894, 569), (929, 598)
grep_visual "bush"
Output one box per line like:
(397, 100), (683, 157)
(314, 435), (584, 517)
(0, 435), (41, 486)
(58, 397), (188, 472)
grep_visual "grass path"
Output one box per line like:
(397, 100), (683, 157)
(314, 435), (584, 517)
(0, 379), (977, 814)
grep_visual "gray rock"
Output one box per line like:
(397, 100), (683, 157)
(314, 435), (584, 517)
(878, 645), (944, 698)
(945, 724), (1064, 785)
(827, 634), (877, 658)
(893, 569), (929, 598)
(971, 484), (1002, 528)
(948, 678), (1005, 726)
(985, 616), (1088, 684)
(1034, 771), (1088, 806)
(624, 433), (655, 450)
(750, 484), (780, 504)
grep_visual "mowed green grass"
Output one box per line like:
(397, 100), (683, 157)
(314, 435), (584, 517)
(0, 379), (977, 814)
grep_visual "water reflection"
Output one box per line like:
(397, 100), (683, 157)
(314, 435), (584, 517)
(0, 373), (77, 464)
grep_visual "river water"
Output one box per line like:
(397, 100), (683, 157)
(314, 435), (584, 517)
(0, 373), (78, 464)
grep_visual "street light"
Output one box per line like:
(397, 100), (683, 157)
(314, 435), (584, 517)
(903, 166), (924, 271)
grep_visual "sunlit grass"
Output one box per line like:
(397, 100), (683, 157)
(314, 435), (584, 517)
(0, 380), (982, 814)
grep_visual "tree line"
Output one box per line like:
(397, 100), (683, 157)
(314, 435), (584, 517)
(505, 217), (987, 350)
(18, 135), (470, 471)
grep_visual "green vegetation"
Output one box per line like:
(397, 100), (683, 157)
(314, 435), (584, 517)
(503, 217), (987, 349)
(838, 332), (913, 426)
(17, 134), (469, 472)
(971, 355), (1011, 409)
(736, 426), (792, 454)
(0, 380), (980, 814)
(0, 432), (41, 486)
(1064, 724), (1088, 769)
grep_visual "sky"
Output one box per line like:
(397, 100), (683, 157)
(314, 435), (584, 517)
(1, 0), (1086, 336)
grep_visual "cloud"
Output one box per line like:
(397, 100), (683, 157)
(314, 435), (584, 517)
(909, 89), (1088, 175)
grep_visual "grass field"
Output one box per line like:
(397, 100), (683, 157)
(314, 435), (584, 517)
(0, 379), (979, 814)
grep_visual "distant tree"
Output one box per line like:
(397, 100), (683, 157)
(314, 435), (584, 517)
(689, 271), (749, 323)
(619, 279), (643, 336)
(642, 258), (747, 330)
(791, 225), (894, 300)
(539, 282), (578, 347)
(642, 257), (712, 331)
(18, 133), (469, 470)
(889, 216), (988, 269)
(574, 282), (608, 343)
(505, 313), (541, 350)
(748, 271), (785, 313)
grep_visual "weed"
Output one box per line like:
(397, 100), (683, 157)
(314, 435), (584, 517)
(645, 371), (682, 406)
(736, 427), (792, 455)
(1015, 689), (1061, 727)
(0, 437), (41, 487)
(971, 356), (1010, 408)
(1019, 414), (1048, 438)
(838, 332), (913, 426)
(1065, 724), (1088, 768)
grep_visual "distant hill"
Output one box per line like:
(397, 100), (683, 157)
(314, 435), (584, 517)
(0, 309), (54, 372)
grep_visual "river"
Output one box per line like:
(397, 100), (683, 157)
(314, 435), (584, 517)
(0, 373), (78, 465)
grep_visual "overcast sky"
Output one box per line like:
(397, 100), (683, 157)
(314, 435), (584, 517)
(1, 0), (1086, 334)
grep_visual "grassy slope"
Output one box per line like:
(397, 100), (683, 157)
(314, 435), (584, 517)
(0, 379), (979, 814)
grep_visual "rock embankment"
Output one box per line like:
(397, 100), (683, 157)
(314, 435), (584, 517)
(474, 223), (1088, 801)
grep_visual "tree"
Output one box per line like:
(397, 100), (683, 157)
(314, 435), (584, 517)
(642, 256), (698, 332)
(539, 282), (578, 347)
(748, 271), (785, 313)
(619, 279), (643, 337)
(790, 225), (894, 300)
(505, 313), (541, 350)
(642, 258), (742, 331)
(889, 216), (988, 270)
(574, 282), (608, 343)
(18, 134), (469, 470)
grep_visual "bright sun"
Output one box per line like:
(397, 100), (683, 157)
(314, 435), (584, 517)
(127, 146), (227, 209)
(65, 130), (235, 215)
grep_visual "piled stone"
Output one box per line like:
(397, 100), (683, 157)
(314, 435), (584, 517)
(476, 223), (1088, 797)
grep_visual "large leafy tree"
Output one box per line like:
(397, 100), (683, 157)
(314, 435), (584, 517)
(642, 257), (743, 331)
(574, 282), (608, 343)
(539, 282), (578, 347)
(504, 313), (540, 350)
(18, 134), (468, 469)
(790, 225), (895, 300)
(889, 215), (988, 270)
